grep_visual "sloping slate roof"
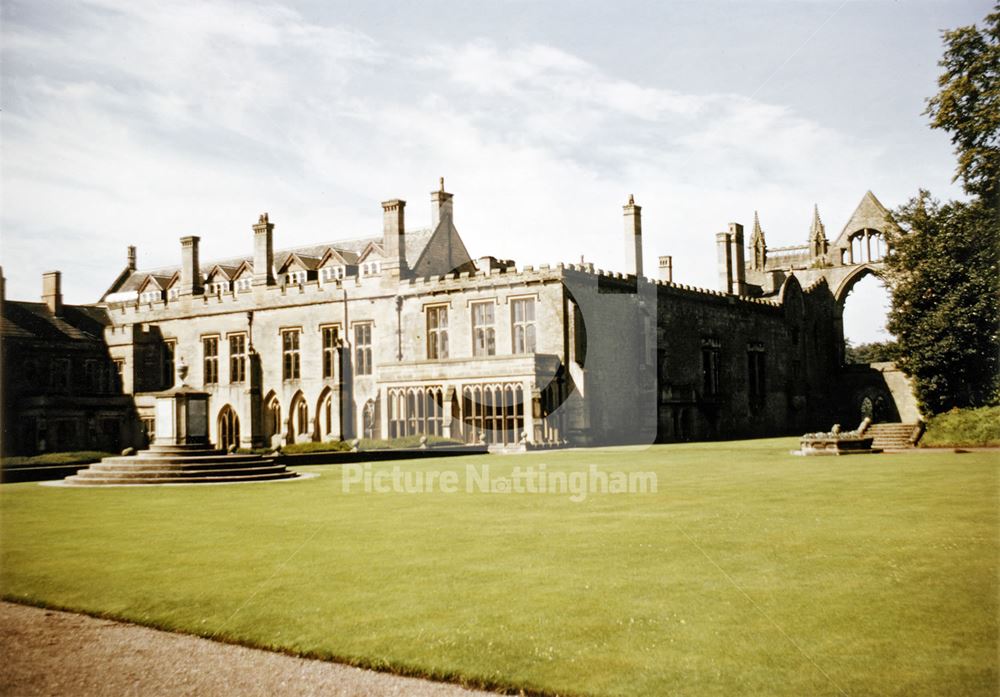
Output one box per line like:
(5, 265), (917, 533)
(0, 301), (110, 343)
(115, 229), (434, 293)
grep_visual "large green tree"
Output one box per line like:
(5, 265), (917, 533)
(883, 5), (1000, 414)
(885, 193), (998, 413)
(924, 4), (1000, 204)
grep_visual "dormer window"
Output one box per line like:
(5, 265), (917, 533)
(140, 290), (163, 304)
(286, 270), (306, 286)
(320, 266), (345, 281)
(207, 281), (229, 295)
(235, 277), (252, 292)
(167, 287), (180, 300)
(362, 262), (380, 276)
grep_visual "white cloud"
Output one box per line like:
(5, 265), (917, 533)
(1, 0), (904, 308)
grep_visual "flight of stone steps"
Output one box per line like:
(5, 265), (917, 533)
(64, 444), (297, 486)
(866, 422), (922, 451)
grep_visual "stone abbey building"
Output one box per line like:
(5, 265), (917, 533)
(1, 183), (902, 455)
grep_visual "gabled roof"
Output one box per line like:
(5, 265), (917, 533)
(232, 260), (254, 278)
(318, 248), (352, 267)
(107, 228), (437, 300)
(137, 273), (174, 293)
(205, 264), (239, 282)
(0, 301), (110, 343)
(357, 241), (384, 263)
(410, 213), (475, 277)
(277, 252), (321, 274)
(833, 191), (899, 247)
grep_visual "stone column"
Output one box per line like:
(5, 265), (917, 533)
(442, 386), (455, 439)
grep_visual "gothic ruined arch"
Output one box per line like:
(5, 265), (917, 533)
(833, 262), (884, 308)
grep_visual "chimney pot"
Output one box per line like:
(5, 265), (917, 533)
(431, 179), (454, 228)
(728, 222), (746, 296)
(716, 232), (733, 294)
(382, 199), (407, 277)
(179, 236), (202, 296)
(623, 195), (643, 277)
(658, 255), (673, 283)
(42, 270), (63, 316)
(252, 213), (275, 286)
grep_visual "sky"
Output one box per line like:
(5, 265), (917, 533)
(1, 0), (989, 343)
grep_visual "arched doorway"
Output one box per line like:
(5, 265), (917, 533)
(317, 388), (337, 440)
(218, 405), (240, 451)
(288, 392), (309, 443)
(264, 392), (281, 446)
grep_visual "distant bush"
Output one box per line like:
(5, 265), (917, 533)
(1, 451), (114, 467)
(359, 435), (465, 451)
(921, 406), (1000, 448)
(280, 440), (353, 455)
(844, 340), (899, 365)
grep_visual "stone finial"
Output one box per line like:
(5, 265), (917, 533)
(810, 204), (826, 238)
(628, 194), (635, 205)
(127, 245), (137, 271)
(809, 204), (828, 257)
(439, 177), (445, 192)
(176, 356), (189, 384)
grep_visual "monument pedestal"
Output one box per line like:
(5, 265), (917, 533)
(154, 385), (210, 446)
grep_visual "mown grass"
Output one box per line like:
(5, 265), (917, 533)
(1, 439), (996, 696)
(922, 405), (1000, 448)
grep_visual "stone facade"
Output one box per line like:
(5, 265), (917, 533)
(0, 271), (136, 455)
(4, 183), (883, 454)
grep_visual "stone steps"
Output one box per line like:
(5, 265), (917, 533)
(78, 463), (288, 477)
(98, 455), (272, 467)
(867, 423), (922, 450)
(64, 470), (298, 485)
(63, 450), (298, 486)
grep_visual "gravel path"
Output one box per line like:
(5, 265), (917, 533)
(0, 601), (497, 697)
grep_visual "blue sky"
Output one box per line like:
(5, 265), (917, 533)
(1, 0), (990, 342)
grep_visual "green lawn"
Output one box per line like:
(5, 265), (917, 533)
(1, 439), (997, 696)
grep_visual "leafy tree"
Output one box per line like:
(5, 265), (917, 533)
(925, 4), (1000, 203)
(883, 5), (1000, 415)
(884, 193), (999, 413)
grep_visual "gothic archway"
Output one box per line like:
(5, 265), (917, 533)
(288, 391), (309, 442)
(263, 391), (281, 446)
(833, 263), (884, 307)
(317, 388), (337, 440)
(217, 405), (240, 451)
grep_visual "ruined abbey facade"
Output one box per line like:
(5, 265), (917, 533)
(0, 184), (904, 455)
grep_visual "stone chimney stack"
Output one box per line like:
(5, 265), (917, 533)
(716, 232), (733, 294)
(658, 255), (673, 282)
(430, 177), (453, 228)
(728, 222), (746, 296)
(127, 245), (137, 271)
(42, 271), (63, 316)
(179, 236), (202, 296)
(623, 194), (643, 277)
(252, 213), (275, 287)
(382, 199), (407, 277)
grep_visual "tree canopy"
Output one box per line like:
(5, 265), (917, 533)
(885, 193), (999, 413)
(883, 5), (1000, 415)
(925, 4), (1000, 203)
